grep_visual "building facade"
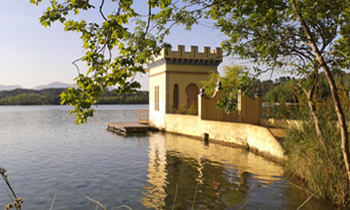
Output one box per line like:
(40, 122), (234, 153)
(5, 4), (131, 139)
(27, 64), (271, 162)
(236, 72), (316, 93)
(148, 45), (223, 128)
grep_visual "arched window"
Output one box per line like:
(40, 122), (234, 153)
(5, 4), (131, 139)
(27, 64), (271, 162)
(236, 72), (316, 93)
(186, 83), (199, 108)
(173, 84), (179, 110)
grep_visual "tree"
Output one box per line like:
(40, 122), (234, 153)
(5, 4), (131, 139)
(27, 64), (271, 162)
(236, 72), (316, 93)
(203, 0), (350, 185)
(30, 0), (173, 123)
(264, 79), (298, 104)
(30, 0), (350, 184)
(200, 64), (248, 96)
(200, 64), (255, 113)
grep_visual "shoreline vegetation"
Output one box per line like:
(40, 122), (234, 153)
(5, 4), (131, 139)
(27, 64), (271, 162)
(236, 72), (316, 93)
(0, 88), (148, 106)
(264, 95), (350, 207)
(282, 99), (350, 206)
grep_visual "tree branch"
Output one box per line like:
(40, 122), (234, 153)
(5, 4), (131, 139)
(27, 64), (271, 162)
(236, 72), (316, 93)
(99, 0), (107, 21)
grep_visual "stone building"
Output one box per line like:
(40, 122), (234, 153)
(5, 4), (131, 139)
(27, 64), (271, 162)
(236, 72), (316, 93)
(147, 45), (223, 128)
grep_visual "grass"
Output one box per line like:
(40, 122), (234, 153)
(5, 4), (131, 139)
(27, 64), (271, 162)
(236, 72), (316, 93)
(282, 98), (350, 207)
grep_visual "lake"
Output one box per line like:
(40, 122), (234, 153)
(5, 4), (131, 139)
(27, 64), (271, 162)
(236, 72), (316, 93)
(0, 105), (334, 209)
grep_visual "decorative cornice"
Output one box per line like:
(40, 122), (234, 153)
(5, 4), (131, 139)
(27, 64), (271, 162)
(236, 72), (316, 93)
(147, 58), (167, 69)
(148, 57), (222, 69)
(149, 70), (210, 78)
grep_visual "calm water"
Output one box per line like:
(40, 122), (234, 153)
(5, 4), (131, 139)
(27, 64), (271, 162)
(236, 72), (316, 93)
(0, 105), (334, 209)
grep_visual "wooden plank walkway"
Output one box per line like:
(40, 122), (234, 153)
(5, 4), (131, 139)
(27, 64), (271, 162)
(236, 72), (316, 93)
(106, 122), (153, 135)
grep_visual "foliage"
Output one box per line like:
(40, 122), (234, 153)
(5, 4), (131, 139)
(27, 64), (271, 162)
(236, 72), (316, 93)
(216, 95), (238, 114)
(262, 70), (350, 119)
(250, 79), (276, 98)
(207, 0), (350, 73)
(199, 71), (220, 97)
(175, 104), (198, 115)
(30, 0), (350, 121)
(283, 94), (350, 206)
(200, 64), (255, 113)
(202, 65), (257, 96)
(98, 91), (149, 105)
(0, 88), (148, 106)
(317, 70), (350, 99)
(200, 65), (244, 96)
(263, 69), (350, 104)
(30, 0), (174, 123)
(264, 79), (299, 103)
(261, 104), (303, 119)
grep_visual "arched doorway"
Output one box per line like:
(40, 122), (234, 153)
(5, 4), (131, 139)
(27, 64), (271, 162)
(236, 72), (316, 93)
(186, 83), (199, 108)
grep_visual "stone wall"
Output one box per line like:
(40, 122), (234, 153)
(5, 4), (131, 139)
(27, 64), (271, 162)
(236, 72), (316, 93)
(165, 114), (285, 162)
(260, 118), (304, 130)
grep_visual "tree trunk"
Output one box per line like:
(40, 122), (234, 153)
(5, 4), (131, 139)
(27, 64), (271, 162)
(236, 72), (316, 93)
(306, 90), (325, 147)
(293, 4), (350, 184)
(315, 57), (350, 182)
(299, 82), (324, 146)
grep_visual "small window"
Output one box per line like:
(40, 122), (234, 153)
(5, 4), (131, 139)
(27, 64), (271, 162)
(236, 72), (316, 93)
(173, 84), (179, 110)
(155, 86), (159, 111)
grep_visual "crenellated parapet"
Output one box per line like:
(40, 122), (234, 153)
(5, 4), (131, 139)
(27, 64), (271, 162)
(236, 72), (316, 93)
(148, 45), (223, 68)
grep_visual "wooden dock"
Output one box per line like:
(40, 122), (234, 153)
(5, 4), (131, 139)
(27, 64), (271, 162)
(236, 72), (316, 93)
(106, 122), (154, 135)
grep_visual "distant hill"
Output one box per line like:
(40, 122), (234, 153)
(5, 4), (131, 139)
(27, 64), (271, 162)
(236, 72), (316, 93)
(33, 81), (72, 90)
(0, 85), (23, 91)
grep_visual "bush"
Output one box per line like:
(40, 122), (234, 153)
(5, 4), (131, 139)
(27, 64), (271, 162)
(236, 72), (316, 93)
(262, 104), (303, 119)
(174, 104), (198, 115)
(283, 93), (350, 206)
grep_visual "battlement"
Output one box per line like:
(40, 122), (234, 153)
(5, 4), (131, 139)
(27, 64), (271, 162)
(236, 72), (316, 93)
(148, 45), (223, 68)
(163, 45), (222, 60)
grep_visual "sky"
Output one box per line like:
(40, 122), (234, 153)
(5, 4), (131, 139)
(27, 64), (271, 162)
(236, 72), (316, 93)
(0, 1), (270, 90)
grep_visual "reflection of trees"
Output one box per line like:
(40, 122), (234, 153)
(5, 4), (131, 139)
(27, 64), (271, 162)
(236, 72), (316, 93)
(162, 153), (250, 210)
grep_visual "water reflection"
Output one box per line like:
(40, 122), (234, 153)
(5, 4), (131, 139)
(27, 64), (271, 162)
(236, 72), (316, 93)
(142, 133), (168, 208)
(0, 106), (335, 209)
(142, 133), (333, 210)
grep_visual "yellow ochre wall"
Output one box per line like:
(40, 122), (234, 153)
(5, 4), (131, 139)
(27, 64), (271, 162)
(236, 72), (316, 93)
(164, 114), (285, 162)
(165, 65), (216, 113)
(199, 89), (238, 122)
(199, 89), (262, 124)
(238, 93), (262, 124)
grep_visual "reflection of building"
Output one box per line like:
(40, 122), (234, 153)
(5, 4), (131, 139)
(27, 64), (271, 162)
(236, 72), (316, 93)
(142, 133), (284, 209)
(148, 45), (223, 129)
(142, 133), (167, 209)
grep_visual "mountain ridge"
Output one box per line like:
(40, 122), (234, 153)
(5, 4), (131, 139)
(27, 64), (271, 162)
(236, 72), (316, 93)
(32, 81), (72, 90)
(0, 82), (72, 91)
(0, 85), (23, 91)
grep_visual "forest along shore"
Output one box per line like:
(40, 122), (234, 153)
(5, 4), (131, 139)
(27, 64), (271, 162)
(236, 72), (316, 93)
(0, 88), (148, 105)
